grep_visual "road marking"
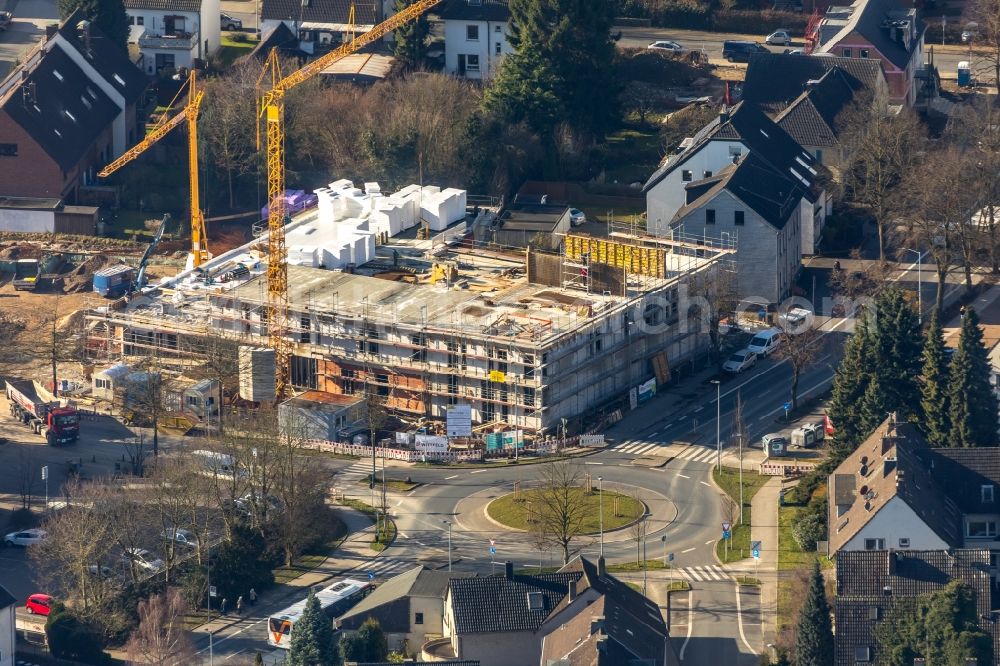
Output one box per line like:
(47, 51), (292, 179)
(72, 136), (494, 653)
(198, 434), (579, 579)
(585, 461), (604, 465)
(678, 590), (694, 661)
(677, 473), (690, 479)
(735, 583), (758, 655)
(699, 481), (710, 487)
(682, 547), (696, 553)
(445, 474), (459, 480)
(705, 540), (714, 545)
(400, 532), (409, 538)
(470, 470), (487, 474)
(395, 500), (403, 507)
(224, 648), (247, 660)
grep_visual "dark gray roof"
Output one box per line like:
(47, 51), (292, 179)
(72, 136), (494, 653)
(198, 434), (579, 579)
(353, 662), (479, 666)
(261, 0), (375, 26)
(0, 584), (15, 609)
(338, 566), (421, 626)
(643, 102), (816, 195)
(920, 447), (1000, 514)
(834, 549), (998, 666)
(411, 569), (468, 597)
(123, 0), (201, 10)
(449, 571), (581, 634)
(774, 68), (857, 147)
(818, 0), (923, 70)
(2, 44), (121, 171)
(438, 0), (510, 21)
(57, 10), (146, 106)
(245, 22), (304, 62)
(742, 53), (884, 114)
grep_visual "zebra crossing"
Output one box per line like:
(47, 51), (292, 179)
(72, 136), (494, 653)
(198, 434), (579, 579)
(332, 461), (377, 494)
(673, 565), (730, 582)
(612, 440), (718, 463)
(350, 557), (416, 580)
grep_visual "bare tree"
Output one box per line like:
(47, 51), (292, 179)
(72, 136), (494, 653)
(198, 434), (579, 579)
(184, 331), (240, 433)
(533, 462), (590, 565)
(628, 504), (649, 565)
(125, 588), (196, 666)
(774, 324), (825, 411)
(948, 98), (1000, 274)
(14, 447), (36, 509)
(971, 0), (1000, 89)
(200, 63), (260, 208)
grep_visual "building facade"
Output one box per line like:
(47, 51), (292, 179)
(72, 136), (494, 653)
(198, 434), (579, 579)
(439, 0), (512, 79)
(125, 0), (221, 75)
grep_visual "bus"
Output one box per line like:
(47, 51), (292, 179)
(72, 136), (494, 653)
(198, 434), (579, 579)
(190, 450), (243, 480)
(267, 578), (373, 649)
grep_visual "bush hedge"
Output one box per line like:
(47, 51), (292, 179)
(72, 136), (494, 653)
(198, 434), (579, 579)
(618, 0), (809, 34)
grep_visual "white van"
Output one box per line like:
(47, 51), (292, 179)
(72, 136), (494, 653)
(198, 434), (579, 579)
(191, 450), (243, 480)
(747, 328), (783, 357)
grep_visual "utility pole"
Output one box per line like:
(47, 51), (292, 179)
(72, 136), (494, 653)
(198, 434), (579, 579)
(711, 380), (721, 471)
(598, 476), (604, 558)
(444, 520), (452, 571)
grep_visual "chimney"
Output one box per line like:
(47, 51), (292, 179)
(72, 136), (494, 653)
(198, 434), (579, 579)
(719, 108), (730, 123)
(597, 556), (606, 577)
(590, 615), (605, 635)
(45, 24), (58, 40)
(887, 550), (897, 576)
(805, 79), (821, 89)
(504, 560), (513, 580)
(883, 458), (897, 477)
(567, 579), (577, 602)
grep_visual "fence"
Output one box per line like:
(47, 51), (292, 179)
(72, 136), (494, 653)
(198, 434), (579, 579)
(759, 460), (816, 477)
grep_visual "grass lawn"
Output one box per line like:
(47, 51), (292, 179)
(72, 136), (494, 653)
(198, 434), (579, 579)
(666, 580), (691, 592)
(487, 488), (643, 534)
(778, 503), (834, 572)
(735, 576), (762, 586)
(607, 559), (669, 573)
(713, 467), (770, 564)
(354, 477), (420, 492)
(272, 511), (349, 583)
(602, 123), (664, 184)
(216, 33), (258, 68)
(339, 498), (396, 552)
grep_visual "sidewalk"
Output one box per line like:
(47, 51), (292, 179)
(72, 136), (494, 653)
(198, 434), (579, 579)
(195, 505), (384, 636)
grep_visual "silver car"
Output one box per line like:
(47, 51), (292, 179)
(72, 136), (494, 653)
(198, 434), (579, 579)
(3, 529), (47, 547)
(722, 349), (757, 374)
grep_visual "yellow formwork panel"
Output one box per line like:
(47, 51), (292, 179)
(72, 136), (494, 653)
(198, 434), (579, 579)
(565, 235), (666, 279)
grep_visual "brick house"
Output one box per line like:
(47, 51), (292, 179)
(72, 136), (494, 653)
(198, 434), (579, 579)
(0, 11), (146, 201)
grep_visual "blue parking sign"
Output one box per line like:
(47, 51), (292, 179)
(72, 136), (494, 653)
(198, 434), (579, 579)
(489, 546), (496, 555)
(723, 530), (731, 540)
(367, 571), (374, 580)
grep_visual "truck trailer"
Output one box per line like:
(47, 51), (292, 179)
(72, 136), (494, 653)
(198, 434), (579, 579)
(4, 379), (80, 445)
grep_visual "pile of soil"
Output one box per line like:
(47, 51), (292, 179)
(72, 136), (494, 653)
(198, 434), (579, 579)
(0, 244), (43, 260)
(55, 308), (87, 333)
(64, 254), (115, 294)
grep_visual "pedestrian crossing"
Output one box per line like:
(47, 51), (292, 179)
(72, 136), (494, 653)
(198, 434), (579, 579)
(673, 565), (730, 582)
(332, 461), (376, 493)
(612, 440), (718, 463)
(349, 557), (416, 580)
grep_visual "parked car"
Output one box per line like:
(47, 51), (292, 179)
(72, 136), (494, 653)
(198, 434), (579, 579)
(747, 327), (783, 357)
(161, 528), (199, 548)
(723, 40), (770, 62)
(233, 492), (284, 516)
(766, 30), (792, 45)
(569, 208), (586, 226)
(648, 40), (687, 54)
(87, 564), (115, 578)
(0, 11), (12, 31)
(4, 528), (47, 547)
(778, 307), (812, 328)
(962, 22), (979, 43)
(121, 548), (165, 573)
(221, 13), (243, 30)
(784, 48), (805, 55)
(25, 594), (53, 616)
(723, 349), (757, 374)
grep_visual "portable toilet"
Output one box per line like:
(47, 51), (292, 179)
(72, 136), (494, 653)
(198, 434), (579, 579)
(958, 61), (971, 86)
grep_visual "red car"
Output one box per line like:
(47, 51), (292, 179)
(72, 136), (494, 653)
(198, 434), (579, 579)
(25, 594), (52, 616)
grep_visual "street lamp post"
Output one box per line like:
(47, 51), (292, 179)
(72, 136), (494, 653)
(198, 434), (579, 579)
(444, 520), (452, 571)
(642, 528), (648, 595)
(903, 248), (923, 324)
(711, 380), (721, 471)
(598, 476), (604, 558)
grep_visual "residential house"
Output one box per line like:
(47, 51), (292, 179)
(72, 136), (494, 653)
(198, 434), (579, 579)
(811, 0), (925, 106)
(917, 448), (1000, 550)
(834, 549), (999, 666)
(742, 52), (888, 116)
(0, 11), (146, 201)
(260, 0), (376, 55)
(423, 558), (677, 666)
(827, 417), (963, 555)
(642, 102), (828, 260)
(438, 0), (512, 79)
(772, 68), (859, 170)
(0, 585), (13, 666)
(125, 0), (221, 75)
(481, 196), (572, 250)
(667, 154), (804, 304)
(336, 566), (474, 653)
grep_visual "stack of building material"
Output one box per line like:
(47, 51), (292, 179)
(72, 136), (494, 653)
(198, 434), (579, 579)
(238, 346), (276, 402)
(421, 187), (467, 231)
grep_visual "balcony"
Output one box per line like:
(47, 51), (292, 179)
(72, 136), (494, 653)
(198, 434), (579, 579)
(421, 637), (457, 661)
(138, 31), (197, 50)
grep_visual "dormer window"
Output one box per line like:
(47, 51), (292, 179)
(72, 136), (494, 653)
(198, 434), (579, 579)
(842, 47), (852, 57)
(983, 485), (995, 504)
(468, 0), (482, 5)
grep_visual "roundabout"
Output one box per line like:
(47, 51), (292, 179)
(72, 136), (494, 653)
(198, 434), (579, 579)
(485, 486), (645, 534)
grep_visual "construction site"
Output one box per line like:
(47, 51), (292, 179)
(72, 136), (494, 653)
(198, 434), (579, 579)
(83, 177), (735, 436)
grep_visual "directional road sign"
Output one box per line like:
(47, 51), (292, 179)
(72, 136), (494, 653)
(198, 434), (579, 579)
(722, 521), (731, 532)
(41, 466), (48, 481)
(668, 553), (675, 562)
(751, 540), (762, 559)
(209, 586), (217, 598)
(489, 547), (496, 555)
(723, 530), (731, 540)
(367, 571), (374, 580)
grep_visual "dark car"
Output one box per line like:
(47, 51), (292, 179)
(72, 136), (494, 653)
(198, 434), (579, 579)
(221, 13), (242, 30)
(723, 40), (770, 62)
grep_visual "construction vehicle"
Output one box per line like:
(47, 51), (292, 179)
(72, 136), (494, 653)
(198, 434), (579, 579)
(11, 259), (39, 291)
(5, 379), (80, 445)
(257, 0), (441, 399)
(99, 70), (209, 270)
(131, 214), (168, 295)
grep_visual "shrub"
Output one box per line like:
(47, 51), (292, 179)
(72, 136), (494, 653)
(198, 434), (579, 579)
(229, 31), (248, 42)
(46, 604), (111, 665)
(792, 506), (826, 551)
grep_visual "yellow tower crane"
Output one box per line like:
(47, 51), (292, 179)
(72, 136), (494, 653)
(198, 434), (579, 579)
(258, 0), (442, 399)
(99, 69), (210, 269)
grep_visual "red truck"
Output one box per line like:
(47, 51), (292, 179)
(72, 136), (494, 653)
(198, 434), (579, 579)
(5, 379), (80, 445)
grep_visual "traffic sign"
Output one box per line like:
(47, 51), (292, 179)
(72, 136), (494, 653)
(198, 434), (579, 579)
(668, 553), (675, 562)
(490, 538), (496, 547)
(722, 521), (731, 532)
(751, 541), (761, 550)
(752, 549), (760, 559)
(367, 571), (374, 580)
(489, 547), (497, 555)
(783, 402), (791, 411)
(209, 585), (217, 598)
(751, 540), (761, 559)
(40, 466), (48, 481)
(723, 530), (731, 540)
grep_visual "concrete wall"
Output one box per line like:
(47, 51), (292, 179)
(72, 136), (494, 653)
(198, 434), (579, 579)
(0, 602), (12, 666)
(0, 208), (55, 233)
(673, 189), (800, 303)
(799, 193), (828, 256)
(646, 138), (744, 235)
(458, 630), (540, 666)
(443, 19), (512, 80)
(840, 496), (950, 552)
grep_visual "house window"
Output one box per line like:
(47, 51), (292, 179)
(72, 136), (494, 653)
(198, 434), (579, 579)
(854, 646), (871, 662)
(728, 145), (742, 157)
(815, 149), (823, 163)
(128, 15), (134, 24)
(466, 24), (479, 40)
(95, 378), (109, 389)
(415, 612), (424, 625)
(681, 170), (692, 182)
(898, 538), (910, 548)
(522, 386), (535, 407)
(0, 143), (16, 157)
(706, 209), (716, 225)
(967, 520), (998, 538)
(842, 47), (852, 57)
(495, 24), (501, 31)
(860, 48), (869, 58)
(703, 170), (713, 178)
(186, 395), (199, 406)
(734, 211), (745, 226)
(982, 485), (995, 503)
(863, 538), (885, 550)
(495, 41), (502, 55)
(466, 55), (480, 72)
(136, 16), (144, 25)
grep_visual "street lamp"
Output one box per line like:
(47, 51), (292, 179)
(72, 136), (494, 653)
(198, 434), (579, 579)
(711, 380), (721, 471)
(661, 534), (667, 566)
(443, 520), (452, 571)
(598, 476), (604, 558)
(902, 248), (923, 324)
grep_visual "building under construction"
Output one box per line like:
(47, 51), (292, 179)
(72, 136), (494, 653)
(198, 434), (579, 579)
(85, 180), (734, 435)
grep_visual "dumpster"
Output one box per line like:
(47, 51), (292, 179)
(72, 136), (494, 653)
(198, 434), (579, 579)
(958, 61), (971, 86)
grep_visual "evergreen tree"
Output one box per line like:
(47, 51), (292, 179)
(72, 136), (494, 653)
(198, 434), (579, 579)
(921, 311), (951, 446)
(288, 592), (338, 666)
(484, 0), (618, 137)
(859, 372), (889, 437)
(340, 617), (389, 663)
(212, 524), (274, 601)
(392, 0), (429, 71)
(828, 316), (873, 461)
(795, 562), (835, 666)
(58, 0), (129, 52)
(868, 287), (923, 416)
(948, 307), (998, 447)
